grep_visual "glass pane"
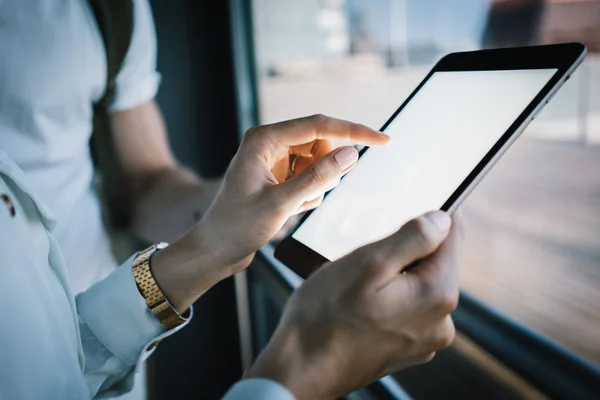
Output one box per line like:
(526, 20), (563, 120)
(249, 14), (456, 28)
(394, 334), (549, 399)
(252, 0), (600, 368)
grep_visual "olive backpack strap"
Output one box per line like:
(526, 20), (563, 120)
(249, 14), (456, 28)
(88, 0), (134, 229)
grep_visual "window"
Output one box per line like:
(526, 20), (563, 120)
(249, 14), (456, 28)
(251, 0), (600, 373)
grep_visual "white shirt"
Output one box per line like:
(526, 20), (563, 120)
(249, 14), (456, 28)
(0, 150), (293, 399)
(0, 150), (186, 399)
(0, 0), (161, 293)
(0, 2), (296, 398)
(223, 379), (296, 400)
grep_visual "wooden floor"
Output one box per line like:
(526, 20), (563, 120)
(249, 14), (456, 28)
(459, 138), (600, 366)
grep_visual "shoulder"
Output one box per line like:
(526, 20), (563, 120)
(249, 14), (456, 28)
(131, 0), (157, 46)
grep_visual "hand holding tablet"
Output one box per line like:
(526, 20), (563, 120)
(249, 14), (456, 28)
(247, 211), (463, 399)
(275, 43), (587, 278)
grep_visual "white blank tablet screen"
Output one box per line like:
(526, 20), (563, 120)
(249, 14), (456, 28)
(293, 69), (557, 261)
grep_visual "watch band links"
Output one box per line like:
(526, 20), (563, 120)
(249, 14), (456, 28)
(133, 242), (189, 330)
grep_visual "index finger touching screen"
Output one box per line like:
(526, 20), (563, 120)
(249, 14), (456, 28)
(293, 69), (556, 261)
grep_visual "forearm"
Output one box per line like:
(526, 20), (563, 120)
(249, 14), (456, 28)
(131, 166), (222, 242)
(109, 101), (223, 242)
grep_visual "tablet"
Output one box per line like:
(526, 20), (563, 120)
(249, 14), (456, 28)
(275, 43), (586, 278)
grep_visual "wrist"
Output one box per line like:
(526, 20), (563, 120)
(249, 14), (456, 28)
(150, 221), (230, 312)
(246, 324), (330, 400)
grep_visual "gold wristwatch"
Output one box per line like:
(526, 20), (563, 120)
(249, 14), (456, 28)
(132, 242), (189, 329)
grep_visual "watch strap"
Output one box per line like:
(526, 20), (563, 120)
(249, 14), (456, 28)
(133, 243), (188, 330)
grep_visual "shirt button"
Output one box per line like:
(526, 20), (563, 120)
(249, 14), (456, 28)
(1, 194), (15, 217)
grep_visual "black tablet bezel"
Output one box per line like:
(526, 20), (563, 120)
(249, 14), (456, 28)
(275, 43), (586, 279)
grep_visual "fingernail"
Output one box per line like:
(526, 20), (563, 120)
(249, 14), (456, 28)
(380, 133), (392, 146)
(333, 147), (358, 169)
(427, 211), (451, 233)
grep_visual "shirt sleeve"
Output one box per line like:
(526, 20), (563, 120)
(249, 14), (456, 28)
(108, 0), (161, 113)
(76, 253), (192, 399)
(222, 379), (296, 400)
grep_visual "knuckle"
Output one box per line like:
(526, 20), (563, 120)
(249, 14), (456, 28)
(409, 217), (439, 253)
(265, 191), (288, 219)
(366, 249), (391, 275)
(440, 284), (460, 314)
(308, 164), (328, 186)
(309, 113), (328, 123)
(243, 126), (266, 145)
(423, 279), (459, 315)
(308, 113), (330, 132)
(431, 318), (456, 350)
(441, 287), (460, 314)
(418, 352), (437, 365)
(244, 126), (258, 139)
(349, 246), (389, 279)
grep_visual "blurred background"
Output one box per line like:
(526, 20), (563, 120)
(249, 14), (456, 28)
(146, 0), (600, 399)
(253, 0), (600, 368)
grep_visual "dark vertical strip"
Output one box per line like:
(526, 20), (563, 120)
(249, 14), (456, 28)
(148, 1), (243, 399)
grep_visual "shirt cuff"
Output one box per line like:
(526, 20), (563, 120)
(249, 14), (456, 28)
(76, 253), (192, 368)
(223, 379), (296, 400)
